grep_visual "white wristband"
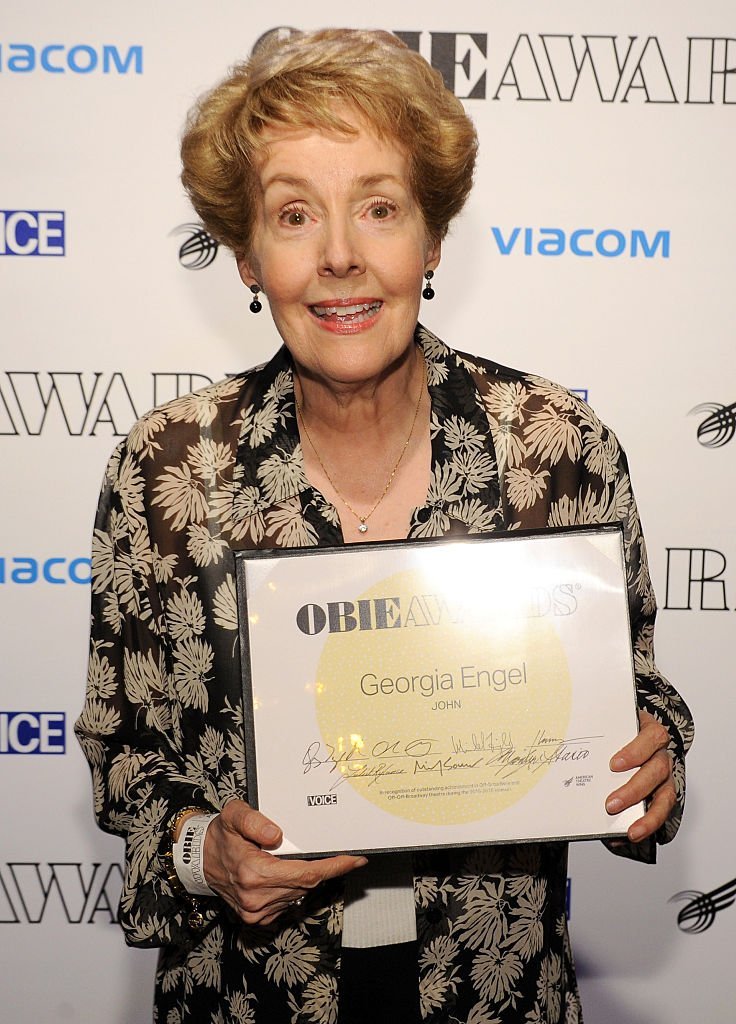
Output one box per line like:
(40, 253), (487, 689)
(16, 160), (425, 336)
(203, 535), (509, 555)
(172, 813), (218, 896)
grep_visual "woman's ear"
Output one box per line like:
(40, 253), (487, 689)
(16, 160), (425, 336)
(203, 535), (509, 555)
(425, 238), (441, 274)
(237, 256), (260, 289)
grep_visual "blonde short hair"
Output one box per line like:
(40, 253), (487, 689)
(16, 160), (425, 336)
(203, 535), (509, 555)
(180, 28), (477, 257)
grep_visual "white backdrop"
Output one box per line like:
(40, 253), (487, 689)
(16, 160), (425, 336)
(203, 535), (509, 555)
(1, 2), (733, 1021)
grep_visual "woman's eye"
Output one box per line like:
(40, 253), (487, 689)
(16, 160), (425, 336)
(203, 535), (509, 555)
(280, 207), (307, 227)
(370, 203), (392, 220)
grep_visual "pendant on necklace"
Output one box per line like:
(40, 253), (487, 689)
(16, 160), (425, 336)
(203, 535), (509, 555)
(358, 522), (368, 534)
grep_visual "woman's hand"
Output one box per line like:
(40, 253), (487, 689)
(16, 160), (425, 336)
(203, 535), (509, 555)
(202, 799), (367, 926)
(606, 709), (676, 843)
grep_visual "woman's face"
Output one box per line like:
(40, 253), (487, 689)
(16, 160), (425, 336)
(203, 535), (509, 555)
(238, 109), (440, 389)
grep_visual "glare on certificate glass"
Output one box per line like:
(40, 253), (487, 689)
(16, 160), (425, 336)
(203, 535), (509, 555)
(413, 540), (615, 618)
(411, 544), (540, 619)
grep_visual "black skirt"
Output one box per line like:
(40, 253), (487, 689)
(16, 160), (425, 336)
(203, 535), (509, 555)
(338, 941), (421, 1024)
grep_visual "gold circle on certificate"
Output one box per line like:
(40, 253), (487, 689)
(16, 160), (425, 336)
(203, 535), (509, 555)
(314, 569), (572, 825)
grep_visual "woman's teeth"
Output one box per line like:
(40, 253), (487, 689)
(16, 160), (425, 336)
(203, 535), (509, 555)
(311, 302), (381, 322)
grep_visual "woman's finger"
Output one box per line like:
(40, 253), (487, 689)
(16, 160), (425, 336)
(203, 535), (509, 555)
(219, 799), (283, 848)
(621, 775), (677, 843)
(610, 717), (670, 773)
(606, 749), (672, 813)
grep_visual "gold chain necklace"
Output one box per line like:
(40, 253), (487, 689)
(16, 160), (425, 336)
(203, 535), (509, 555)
(294, 359), (426, 534)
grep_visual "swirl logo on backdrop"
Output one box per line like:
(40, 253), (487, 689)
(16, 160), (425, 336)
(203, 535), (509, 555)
(0, 862), (123, 923)
(670, 878), (736, 934)
(0, 211), (65, 257)
(252, 29), (736, 103)
(172, 223), (220, 269)
(690, 401), (736, 448)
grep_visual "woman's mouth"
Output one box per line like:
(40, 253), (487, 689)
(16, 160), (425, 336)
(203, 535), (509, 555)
(309, 300), (382, 328)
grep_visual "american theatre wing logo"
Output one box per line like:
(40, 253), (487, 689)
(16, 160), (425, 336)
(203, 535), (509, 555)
(690, 401), (736, 448)
(670, 877), (736, 934)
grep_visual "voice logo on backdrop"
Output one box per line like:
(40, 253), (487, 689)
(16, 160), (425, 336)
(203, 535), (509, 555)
(254, 28), (736, 104)
(0, 211), (65, 256)
(0, 862), (123, 924)
(0, 712), (65, 755)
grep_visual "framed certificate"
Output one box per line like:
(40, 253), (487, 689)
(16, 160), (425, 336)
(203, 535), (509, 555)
(234, 525), (644, 857)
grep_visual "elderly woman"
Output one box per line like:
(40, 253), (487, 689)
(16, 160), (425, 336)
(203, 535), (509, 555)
(76, 28), (692, 1024)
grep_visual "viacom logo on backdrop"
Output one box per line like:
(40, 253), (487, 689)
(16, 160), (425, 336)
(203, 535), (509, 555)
(0, 211), (65, 256)
(491, 227), (669, 259)
(256, 29), (736, 103)
(0, 556), (91, 584)
(0, 43), (142, 75)
(0, 712), (65, 755)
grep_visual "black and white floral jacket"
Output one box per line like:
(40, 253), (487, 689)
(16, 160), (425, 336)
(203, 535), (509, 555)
(76, 326), (693, 1024)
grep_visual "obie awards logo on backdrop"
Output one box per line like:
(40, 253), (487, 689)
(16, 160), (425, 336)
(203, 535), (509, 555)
(0, 372), (217, 436)
(663, 546), (732, 611)
(254, 28), (736, 104)
(0, 862), (123, 924)
(0, 210), (65, 256)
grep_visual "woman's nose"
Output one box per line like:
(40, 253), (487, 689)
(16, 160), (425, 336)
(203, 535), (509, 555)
(317, 219), (365, 278)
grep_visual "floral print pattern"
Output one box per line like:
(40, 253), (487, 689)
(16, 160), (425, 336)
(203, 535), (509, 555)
(76, 326), (692, 1023)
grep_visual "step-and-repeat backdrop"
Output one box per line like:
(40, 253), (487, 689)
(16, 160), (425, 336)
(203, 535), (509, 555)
(2, 2), (733, 1021)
